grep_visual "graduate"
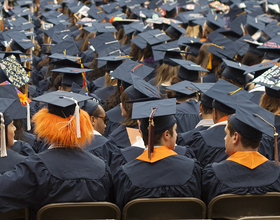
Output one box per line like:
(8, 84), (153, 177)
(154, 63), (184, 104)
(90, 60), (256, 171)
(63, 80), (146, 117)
(82, 100), (109, 160)
(0, 98), (26, 174)
(202, 96), (280, 204)
(184, 79), (253, 167)
(113, 99), (201, 210)
(0, 91), (112, 215)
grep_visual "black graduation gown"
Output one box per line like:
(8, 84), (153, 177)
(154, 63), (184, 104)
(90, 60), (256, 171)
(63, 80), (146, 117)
(84, 134), (108, 161)
(185, 123), (228, 167)
(202, 160), (280, 204)
(202, 73), (216, 83)
(175, 100), (201, 134)
(104, 105), (124, 137)
(0, 148), (112, 213)
(110, 145), (196, 175)
(10, 140), (36, 156)
(113, 154), (202, 210)
(0, 149), (26, 174)
(94, 76), (105, 89)
(177, 125), (209, 146)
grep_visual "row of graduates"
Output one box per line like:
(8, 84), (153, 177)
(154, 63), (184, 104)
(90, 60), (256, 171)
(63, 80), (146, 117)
(2, 0), (280, 217)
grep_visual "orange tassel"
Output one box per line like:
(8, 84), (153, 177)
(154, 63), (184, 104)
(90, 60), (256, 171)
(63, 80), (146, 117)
(32, 108), (93, 148)
(18, 93), (28, 106)
(109, 16), (115, 24)
(207, 52), (212, 70)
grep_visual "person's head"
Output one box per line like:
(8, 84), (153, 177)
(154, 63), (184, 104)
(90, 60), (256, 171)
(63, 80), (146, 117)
(199, 102), (213, 118)
(224, 116), (260, 155)
(141, 122), (177, 150)
(154, 63), (179, 86)
(0, 111), (16, 149)
(120, 91), (137, 126)
(84, 101), (107, 135)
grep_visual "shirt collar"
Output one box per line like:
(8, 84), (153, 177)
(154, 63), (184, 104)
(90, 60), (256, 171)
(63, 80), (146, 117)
(195, 119), (214, 128)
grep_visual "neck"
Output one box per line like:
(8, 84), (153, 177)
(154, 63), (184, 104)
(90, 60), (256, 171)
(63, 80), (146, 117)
(202, 114), (213, 120)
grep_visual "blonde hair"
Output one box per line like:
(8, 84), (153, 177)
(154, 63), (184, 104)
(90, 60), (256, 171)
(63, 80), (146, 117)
(260, 93), (280, 115)
(154, 63), (179, 86)
(186, 25), (202, 38)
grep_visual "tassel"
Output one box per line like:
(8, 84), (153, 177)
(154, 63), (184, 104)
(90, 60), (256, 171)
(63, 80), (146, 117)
(75, 102), (81, 138)
(0, 16), (3, 31)
(148, 108), (157, 159)
(0, 112), (7, 157)
(274, 129), (279, 166)
(207, 53), (212, 70)
(26, 101), (31, 131)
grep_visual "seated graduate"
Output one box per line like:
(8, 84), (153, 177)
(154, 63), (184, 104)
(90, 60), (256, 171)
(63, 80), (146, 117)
(177, 83), (214, 146)
(0, 98), (26, 174)
(82, 100), (109, 159)
(202, 96), (280, 204)
(185, 79), (253, 167)
(113, 99), (201, 210)
(0, 91), (112, 215)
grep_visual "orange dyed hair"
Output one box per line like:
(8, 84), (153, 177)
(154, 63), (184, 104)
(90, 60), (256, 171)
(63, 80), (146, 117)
(32, 108), (93, 148)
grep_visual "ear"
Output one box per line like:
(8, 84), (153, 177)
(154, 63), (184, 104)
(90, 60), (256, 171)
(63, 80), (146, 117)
(90, 116), (96, 125)
(199, 102), (203, 113)
(233, 132), (239, 144)
(213, 109), (217, 121)
(58, 86), (63, 91)
(162, 130), (170, 142)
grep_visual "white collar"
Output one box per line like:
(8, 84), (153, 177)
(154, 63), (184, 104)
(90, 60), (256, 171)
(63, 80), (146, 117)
(93, 130), (102, 136)
(207, 120), (227, 130)
(195, 119), (214, 128)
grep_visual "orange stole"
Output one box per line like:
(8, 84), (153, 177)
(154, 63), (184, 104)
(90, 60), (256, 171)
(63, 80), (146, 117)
(226, 151), (268, 169)
(136, 146), (178, 163)
(218, 115), (228, 123)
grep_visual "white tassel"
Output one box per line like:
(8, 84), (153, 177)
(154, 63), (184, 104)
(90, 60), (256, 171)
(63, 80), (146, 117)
(75, 102), (81, 138)
(0, 112), (7, 157)
(26, 101), (31, 131)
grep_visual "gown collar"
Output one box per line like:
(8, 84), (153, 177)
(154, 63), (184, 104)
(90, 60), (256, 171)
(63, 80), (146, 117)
(136, 146), (178, 163)
(226, 151), (268, 169)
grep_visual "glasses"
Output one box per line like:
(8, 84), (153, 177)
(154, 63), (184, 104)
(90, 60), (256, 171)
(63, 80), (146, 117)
(95, 116), (108, 124)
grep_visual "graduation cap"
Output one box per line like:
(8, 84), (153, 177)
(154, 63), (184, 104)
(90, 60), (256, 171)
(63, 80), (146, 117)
(7, 31), (35, 53)
(262, 20), (280, 40)
(206, 13), (226, 31)
(222, 59), (249, 85)
(82, 99), (99, 115)
(0, 51), (23, 64)
(244, 59), (278, 78)
(191, 82), (214, 108)
(95, 55), (131, 71)
(137, 29), (171, 47)
(148, 0), (164, 10)
(93, 22), (117, 34)
(51, 67), (93, 87)
(245, 15), (265, 35)
(152, 40), (181, 61)
(257, 38), (280, 60)
(159, 1), (178, 17)
(0, 56), (29, 88)
(6, 17), (35, 31)
(183, 39), (203, 56)
(42, 3), (62, 11)
(11, 7), (32, 17)
(170, 58), (209, 82)
(229, 96), (278, 164)
(204, 79), (253, 114)
(234, 34), (253, 56)
(110, 59), (154, 88)
(46, 18), (71, 26)
(105, 11), (127, 21)
(132, 98), (176, 159)
(166, 80), (197, 97)
(253, 65), (280, 98)
(50, 38), (80, 56)
(101, 2), (120, 14)
(123, 21), (145, 35)
(87, 5), (106, 21)
(166, 21), (186, 39)
(50, 59), (85, 69)
(48, 53), (81, 62)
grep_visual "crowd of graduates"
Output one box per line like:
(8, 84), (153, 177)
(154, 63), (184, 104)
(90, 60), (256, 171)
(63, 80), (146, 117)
(2, 0), (280, 218)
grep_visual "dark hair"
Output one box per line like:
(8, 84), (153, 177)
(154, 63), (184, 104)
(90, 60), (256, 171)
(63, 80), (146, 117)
(104, 89), (121, 111)
(91, 105), (103, 117)
(202, 104), (213, 114)
(129, 42), (143, 61)
(120, 91), (137, 127)
(227, 117), (260, 149)
(142, 126), (174, 146)
(13, 119), (24, 141)
(241, 52), (264, 66)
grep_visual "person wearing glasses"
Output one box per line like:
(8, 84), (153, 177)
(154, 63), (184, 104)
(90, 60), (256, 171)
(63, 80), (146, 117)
(82, 100), (109, 161)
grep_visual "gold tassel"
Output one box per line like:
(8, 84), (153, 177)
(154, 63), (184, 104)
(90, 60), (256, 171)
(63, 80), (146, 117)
(207, 53), (212, 70)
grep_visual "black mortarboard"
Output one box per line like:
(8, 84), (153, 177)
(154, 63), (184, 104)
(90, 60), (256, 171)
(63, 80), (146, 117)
(0, 84), (27, 120)
(11, 7), (32, 17)
(125, 74), (161, 101)
(123, 21), (145, 35)
(244, 59), (279, 78)
(93, 22), (117, 34)
(148, 0), (164, 10)
(234, 34), (252, 56)
(50, 59), (84, 68)
(95, 55), (131, 70)
(105, 11), (127, 21)
(253, 65), (280, 98)
(159, 1), (178, 17)
(0, 98), (15, 126)
(166, 80), (197, 97)
(204, 79), (253, 114)
(48, 53), (81, 62)
(132, 98), (176, 137)
(257, 38), (280, 60)
(50, 38), (80, 56)
(87, 5), (106, 21)
(101, 2), (120, 14)
(7, 31), (35, 52)
(262, 20), (280, 40)
(170, 58), (209, 82)
(33, 90), (91, 118)
(182, 38), (203, 56)
(192, 82), (214, 108)
(82, 99), (99, 115)
(6, 17), (34, 31)
(245, 15), (265, 35)
(166, 21), (186, 39)
(110, 59), (154, 87)
(222, 59), (249, 85)
(229, 96), (275, 142)
(206, 13), (226, 31)
(227, 14), (247, 36)
(0, 56), (29, 88)
(136, 29), (171, 48)
(152, 40), (181, 61)
(1, 51), (22, 64)
(47, 18), (71, 26)
(51, 67), (92, 87)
